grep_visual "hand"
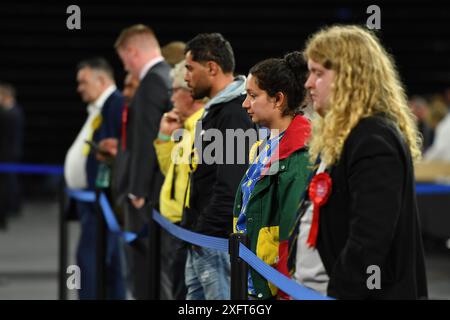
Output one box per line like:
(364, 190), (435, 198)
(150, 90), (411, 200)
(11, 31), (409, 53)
(96, 138), (118, 161)
(159, 111), (182, 136)
(131, 197), (145, 209)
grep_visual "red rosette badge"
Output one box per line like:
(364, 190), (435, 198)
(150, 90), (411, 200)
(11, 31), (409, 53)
(306, 172), (332, 248)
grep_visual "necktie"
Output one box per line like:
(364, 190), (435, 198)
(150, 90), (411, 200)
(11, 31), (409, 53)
(82, 113), (102, 156)
(121, 103), (129, 151)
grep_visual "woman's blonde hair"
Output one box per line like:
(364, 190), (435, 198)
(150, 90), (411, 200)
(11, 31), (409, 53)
(304, 25), (421, 165)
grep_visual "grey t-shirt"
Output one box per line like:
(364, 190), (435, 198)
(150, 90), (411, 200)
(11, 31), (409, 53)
(294, 161), (329, 295)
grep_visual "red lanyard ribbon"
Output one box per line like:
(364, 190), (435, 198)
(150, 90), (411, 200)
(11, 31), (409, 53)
(121, 103), (128, 151)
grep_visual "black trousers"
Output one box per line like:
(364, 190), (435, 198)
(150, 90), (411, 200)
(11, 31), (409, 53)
(160, 223), (188, 300)
(0, 174), (8, 229)
(124, 203), (187, 300)
(124, 203), (149, 300)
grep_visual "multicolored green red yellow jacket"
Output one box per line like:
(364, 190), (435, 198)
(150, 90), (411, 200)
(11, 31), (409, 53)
(233, 115), (311, 300)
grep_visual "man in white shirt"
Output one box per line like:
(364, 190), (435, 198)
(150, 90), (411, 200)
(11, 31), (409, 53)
(64, 58), (126, 299)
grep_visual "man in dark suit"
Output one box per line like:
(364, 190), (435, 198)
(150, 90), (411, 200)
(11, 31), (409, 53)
(0, 82), (24, 229)
(64, 58), (126, 299)
(113, 24), (172, 299)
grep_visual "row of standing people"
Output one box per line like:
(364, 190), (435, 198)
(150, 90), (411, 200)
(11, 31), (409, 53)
(64, 24), (428, 300)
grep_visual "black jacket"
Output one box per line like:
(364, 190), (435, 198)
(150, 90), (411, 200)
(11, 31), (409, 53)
(0, 104), (23, 162)
(112, 61), (172, 231)
(316, 114), (428, 299)
(182, 95), (255, 238)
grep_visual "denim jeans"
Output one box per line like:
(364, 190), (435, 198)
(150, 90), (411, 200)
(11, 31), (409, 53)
(185, 246), (231, 300)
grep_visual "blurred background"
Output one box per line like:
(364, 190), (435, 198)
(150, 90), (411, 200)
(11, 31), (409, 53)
(0, 0), (449, 299)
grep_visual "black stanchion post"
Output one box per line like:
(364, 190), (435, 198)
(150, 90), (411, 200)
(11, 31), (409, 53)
(229, 233), (249, 300)
(58, 180), (68, 300)
(95, 189), (107, 299)
(147, 205), (160, 300)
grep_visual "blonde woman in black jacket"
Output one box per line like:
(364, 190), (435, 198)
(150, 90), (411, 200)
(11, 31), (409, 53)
(289, 25), (428, 300)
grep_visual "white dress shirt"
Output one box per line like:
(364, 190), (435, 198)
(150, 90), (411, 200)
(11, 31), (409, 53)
(64, 85), (116, 189)
(424, 112), (450, 162)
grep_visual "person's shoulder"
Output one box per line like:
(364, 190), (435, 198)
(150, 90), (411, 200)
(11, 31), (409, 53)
(105, 89), (124, 106)
(353, 113), (386, 129)
(100, 91), (123, 121)
(146, 61), (171, 78)
(209, 95), (252, 130)
(141, 62), (171, 89)
(111, 89), (124, 99)
(218, 96), (253, 125)
(287, 145), (310, 170)
(349, 114), (399, 141)
(346, 113), (406, 157)
(152, 60), (171, 70)
(217, 95), (246, 114)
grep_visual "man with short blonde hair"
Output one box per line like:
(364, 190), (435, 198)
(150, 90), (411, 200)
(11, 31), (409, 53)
(114, 24), (160, 51)
(112, 24), (172, 300)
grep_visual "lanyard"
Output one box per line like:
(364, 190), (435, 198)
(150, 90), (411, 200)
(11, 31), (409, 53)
(236, 132), (285, 234)
(121, 103), (128, 151)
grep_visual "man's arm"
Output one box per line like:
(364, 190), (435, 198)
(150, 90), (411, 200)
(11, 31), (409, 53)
(154, 110), (182, 175)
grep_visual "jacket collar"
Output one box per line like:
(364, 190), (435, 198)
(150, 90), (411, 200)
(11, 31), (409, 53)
(273, 114), (311, 161)
(258, 115), (310, 176)
(201, 76), (246, 121)
(139, 56), (164, 80)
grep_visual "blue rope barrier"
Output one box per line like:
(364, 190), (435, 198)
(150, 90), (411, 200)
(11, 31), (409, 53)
(66, 189), (141, 243)
(152, 211), (229, 253)
(98, 193), (139, 243)
(152, 210), (332, 299)
(238, 244), (332, 300)
(67, 190), (330, 299)
(66, 189), (96, 202)
(0, 163), (64, 175)
(15, 163), (426, 300)
(3, 162), (450, 196)
(416, 183), (450, 194)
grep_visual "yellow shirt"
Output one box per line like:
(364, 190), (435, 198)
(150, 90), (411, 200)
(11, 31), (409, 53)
(154, 108), (204, 223)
